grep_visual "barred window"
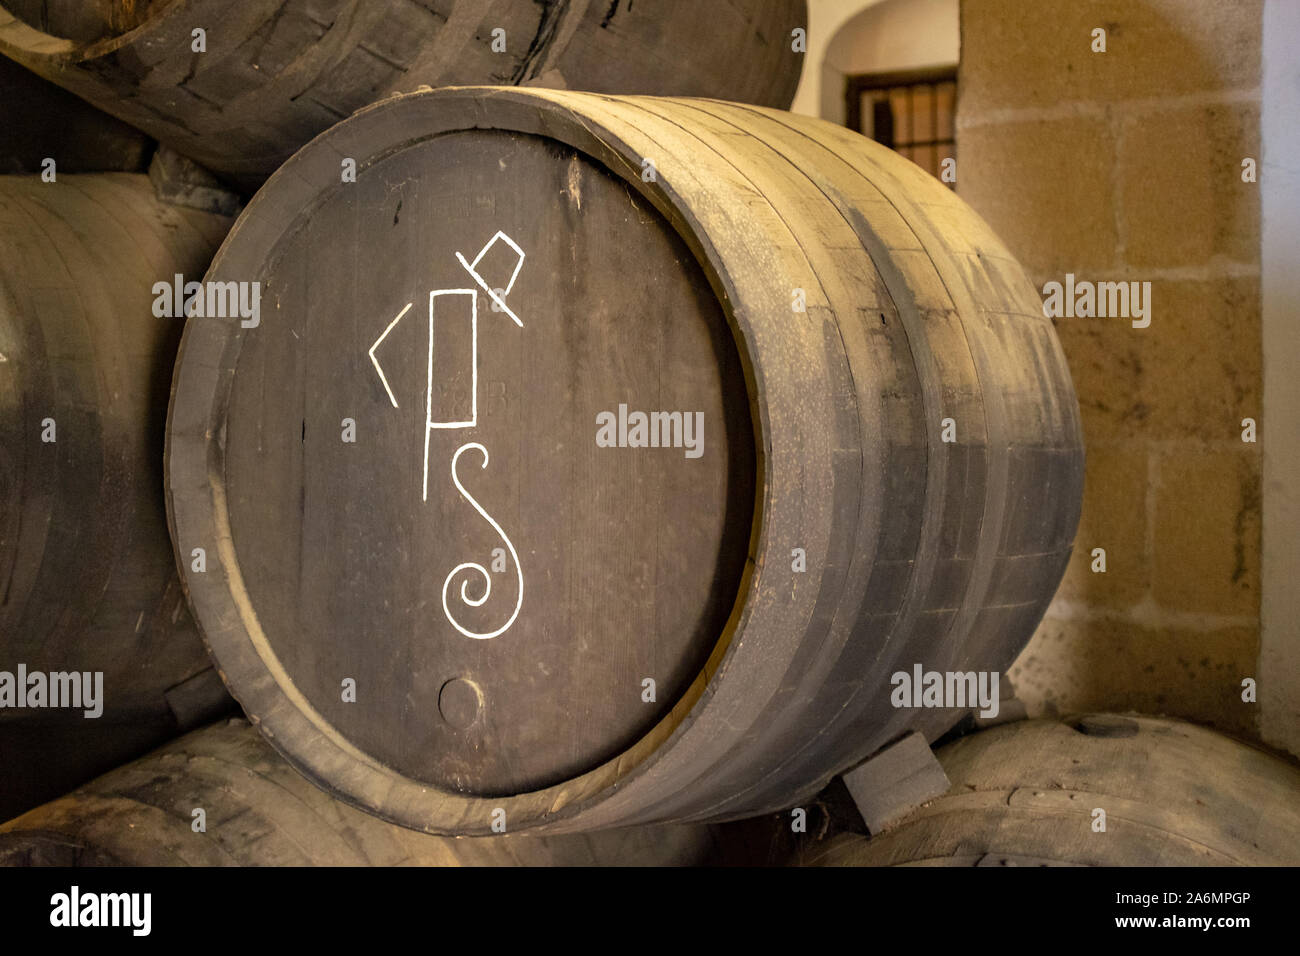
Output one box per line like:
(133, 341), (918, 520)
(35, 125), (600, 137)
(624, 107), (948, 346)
(846, 67), (957, 187)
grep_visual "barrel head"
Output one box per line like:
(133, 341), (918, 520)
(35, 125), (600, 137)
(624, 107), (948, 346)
(205, 128), (755, 796)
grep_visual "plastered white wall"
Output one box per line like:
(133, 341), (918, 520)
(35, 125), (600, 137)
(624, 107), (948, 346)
(790, 0), (959, 122)
(1260, 0), (1300, 757)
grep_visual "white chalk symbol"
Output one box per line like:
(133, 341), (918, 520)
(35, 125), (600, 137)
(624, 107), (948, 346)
(456, 230), (526, 328)
(367, 230), (527, 641)
(441, 443), (524, 641)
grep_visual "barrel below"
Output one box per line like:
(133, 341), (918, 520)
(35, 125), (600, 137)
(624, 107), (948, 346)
(0, 719), (728, 867)
(801, 715), (1300, 867)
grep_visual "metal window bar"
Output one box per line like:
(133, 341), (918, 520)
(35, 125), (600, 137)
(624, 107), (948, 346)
(845, 67), (958, 189)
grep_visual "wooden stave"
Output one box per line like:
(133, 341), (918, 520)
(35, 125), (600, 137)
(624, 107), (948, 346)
(0, 0), (807, 185)
(164, 86), (1083, 835)
(800, 715), (1300, 867)
(629, 99), (1083, 823)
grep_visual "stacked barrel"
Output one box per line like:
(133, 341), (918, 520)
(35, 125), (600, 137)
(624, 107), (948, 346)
(0, 718), (727, 866)
(0, 0), (806, 187)
(0, 173), (235, 818)
(0, 0), (1124, 867)
(800, 715), (1300, 867)
(164, 87), (1084, 835)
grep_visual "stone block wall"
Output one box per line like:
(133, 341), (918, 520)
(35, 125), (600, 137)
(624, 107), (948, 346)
(957, 0), (1265, 740)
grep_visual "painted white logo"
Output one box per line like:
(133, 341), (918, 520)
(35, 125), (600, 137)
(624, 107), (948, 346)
(368, 230), (527, 640)
(456, 230), (526, 328)
(441, 443), (524, 640)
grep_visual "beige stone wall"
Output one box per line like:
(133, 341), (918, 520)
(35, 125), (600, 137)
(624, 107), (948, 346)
(957, 0), (1264, 740)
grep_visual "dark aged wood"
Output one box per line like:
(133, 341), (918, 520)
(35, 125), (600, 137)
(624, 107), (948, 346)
(217, 129), (753, 798)
(0, 173), (234, 819)
(0, 0), (806, 186)
(0, 55), (152, 174)
(166, 87), (1085, 835)
(801, 716), (1300, 867)
(0, 718), (721, 865)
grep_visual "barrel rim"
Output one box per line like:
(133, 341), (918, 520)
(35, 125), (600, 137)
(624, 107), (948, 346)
(0, 1), (179, 62)
(165, 85), (788, 835)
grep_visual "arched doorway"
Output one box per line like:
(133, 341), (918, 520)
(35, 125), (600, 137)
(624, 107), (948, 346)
(794, 0), (958, 183)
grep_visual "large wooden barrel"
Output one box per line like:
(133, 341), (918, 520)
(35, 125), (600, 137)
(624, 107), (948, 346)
(165, 87), (1085, 835)
(802, 715), (1300, 867)
(0, 173), (234, 819)
(0, 0), (806, 186)
(0, 718), (721, 865)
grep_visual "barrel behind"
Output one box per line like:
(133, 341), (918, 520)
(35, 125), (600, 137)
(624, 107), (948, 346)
(0, 173), (234, 818)
(801, 715), (1300, 867)
(166, 87), (1085, 835)
(0, 0), (806, 185)
(0, 718), (722, 866)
